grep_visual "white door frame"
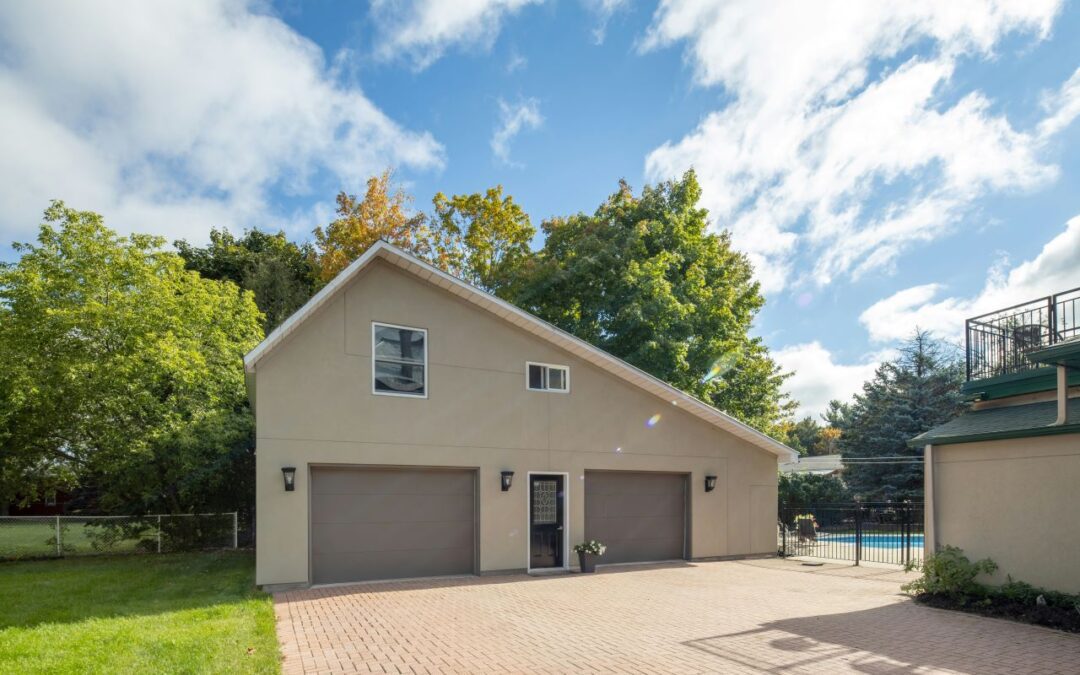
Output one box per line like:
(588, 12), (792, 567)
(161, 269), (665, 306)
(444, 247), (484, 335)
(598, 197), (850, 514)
(525, 471), (570, 572)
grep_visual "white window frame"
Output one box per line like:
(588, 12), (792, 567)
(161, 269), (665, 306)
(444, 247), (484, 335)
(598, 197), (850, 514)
(372, 322), (429, 399)
(525, 361), (570, 393)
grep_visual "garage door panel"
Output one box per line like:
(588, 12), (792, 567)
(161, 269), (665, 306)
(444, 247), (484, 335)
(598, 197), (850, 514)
(599, 537), (685, 563)
(312, 520), (475, 554)
(584, 471), (686, 565)
(585, 515), (684, 541)
(313, 469), (474, 496)
(311, 493), (474, 524)
(586, 472), (685, 495)
(311, 467), (475, 584)
(313, 547), (474, 585)
(586, 494), (685, 518)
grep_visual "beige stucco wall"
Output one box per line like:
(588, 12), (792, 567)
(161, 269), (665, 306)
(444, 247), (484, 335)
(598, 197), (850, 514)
(254, 261), (779, 586)
(930, 433), (1080, 593)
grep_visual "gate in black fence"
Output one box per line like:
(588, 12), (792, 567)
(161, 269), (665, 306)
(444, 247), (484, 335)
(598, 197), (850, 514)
(778, 502), (924, 567)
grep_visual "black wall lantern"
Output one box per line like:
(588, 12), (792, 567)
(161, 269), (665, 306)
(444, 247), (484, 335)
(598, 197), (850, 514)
(704, 474), (717, 492)
(500, 470), (514, 492)
(282, 466), (297, 492)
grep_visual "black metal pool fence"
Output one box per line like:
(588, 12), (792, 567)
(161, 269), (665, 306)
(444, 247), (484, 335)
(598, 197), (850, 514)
(779, 502), (924, 566)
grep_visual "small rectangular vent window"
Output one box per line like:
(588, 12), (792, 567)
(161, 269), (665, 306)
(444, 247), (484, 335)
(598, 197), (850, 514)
(526, 362), (569, 393)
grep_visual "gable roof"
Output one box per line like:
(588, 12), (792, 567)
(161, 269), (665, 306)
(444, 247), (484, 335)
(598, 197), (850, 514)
(243, 241), (798, 461)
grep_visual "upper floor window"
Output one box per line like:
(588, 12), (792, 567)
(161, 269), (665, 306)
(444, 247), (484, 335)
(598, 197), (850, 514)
(372, 323), (427, 398)
(527, 362), (569, 393)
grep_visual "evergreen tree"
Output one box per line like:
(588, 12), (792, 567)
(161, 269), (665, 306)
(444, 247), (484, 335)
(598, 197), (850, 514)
(838, 331), (965, 500)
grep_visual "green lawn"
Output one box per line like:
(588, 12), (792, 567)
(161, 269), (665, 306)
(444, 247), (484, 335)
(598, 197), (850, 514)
(0, 552), (280, 674)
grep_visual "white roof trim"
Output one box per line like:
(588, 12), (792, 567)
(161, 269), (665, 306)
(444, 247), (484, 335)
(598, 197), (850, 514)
(243, 241), (798, 461)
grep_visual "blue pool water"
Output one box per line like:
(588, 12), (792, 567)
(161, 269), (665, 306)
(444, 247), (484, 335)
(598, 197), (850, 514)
(824, 534), (924, 549)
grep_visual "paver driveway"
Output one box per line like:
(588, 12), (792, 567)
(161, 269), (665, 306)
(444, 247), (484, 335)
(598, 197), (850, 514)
(274, 558), (1080, 674)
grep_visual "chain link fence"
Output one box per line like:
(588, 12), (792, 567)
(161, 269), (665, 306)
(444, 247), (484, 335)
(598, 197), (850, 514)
(0, 513), (238, 560)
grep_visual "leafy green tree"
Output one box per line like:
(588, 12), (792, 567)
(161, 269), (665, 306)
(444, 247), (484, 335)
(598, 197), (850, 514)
(778, 473), (851, 510)
(838, 330), (965, 500)
(432, 186), (535, 294)
(782, 416), (823, 456)
(0, 202), (263, 515)
(510, 171), (794, 433)
(176, 228), (318, 332)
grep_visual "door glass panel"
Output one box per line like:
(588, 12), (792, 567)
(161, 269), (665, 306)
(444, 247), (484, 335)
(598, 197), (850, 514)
(532, 480), (557, 524)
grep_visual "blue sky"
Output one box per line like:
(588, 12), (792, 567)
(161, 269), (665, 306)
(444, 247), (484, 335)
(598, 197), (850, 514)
(1, 1), (1078, 418)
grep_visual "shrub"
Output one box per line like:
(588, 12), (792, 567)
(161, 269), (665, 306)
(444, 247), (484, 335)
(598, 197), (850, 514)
(902, 545), (997, 598)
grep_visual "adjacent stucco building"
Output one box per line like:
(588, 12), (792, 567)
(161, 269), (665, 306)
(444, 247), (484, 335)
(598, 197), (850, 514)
(912, 288), (1080, 593)
(245, 242), (797, 589)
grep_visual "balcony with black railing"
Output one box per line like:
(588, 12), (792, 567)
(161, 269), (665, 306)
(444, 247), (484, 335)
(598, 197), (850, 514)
(966, 287), (1080, 382)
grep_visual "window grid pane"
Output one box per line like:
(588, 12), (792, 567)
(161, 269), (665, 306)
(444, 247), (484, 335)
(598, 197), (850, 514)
(528, 364), (545, 390)
(547, 368), (565, 391)
(374, 361), (425, 395)
(374, 326), (425, 364)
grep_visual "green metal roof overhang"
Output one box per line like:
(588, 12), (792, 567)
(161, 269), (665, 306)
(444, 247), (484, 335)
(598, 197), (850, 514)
(909, 398), (1080, 447)
(1027, 339), (1080, 369)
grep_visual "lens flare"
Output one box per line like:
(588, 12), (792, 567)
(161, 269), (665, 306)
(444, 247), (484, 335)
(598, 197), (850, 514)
(646, 414), (661, 428)
(702, 350), (740, 384)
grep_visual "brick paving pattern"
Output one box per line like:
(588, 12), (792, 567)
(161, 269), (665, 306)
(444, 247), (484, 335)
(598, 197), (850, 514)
(274, 558), (1080, 674)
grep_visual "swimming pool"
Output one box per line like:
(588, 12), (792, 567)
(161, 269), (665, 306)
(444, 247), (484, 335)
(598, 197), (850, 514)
(823, 533), (924, 549)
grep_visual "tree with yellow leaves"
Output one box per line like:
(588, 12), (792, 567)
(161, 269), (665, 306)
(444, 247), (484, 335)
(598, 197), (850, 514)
(312, 170), (454, 285)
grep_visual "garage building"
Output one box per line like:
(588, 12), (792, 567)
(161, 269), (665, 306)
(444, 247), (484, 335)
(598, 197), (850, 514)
(246, 242), (796, 588)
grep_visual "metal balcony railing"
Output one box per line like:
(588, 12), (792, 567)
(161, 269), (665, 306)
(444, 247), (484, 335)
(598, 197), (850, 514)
(966, 287), (1080, 381)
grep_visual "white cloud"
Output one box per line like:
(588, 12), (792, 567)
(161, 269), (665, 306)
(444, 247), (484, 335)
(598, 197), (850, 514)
(0, 0), (444, 246)
(583, 0), (629, 45)
(860, 214), (1080, 342)
(506, 50), (528, 73)
(491, 97), (544, 166)
(774, 342), (889, 419)
(641, 1), (1072, 293)
(371, 0), (541, 71)
(1038, 66), (1080, 139)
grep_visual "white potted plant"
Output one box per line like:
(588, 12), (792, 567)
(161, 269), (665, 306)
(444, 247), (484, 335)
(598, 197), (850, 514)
(573, 540), (606, 573)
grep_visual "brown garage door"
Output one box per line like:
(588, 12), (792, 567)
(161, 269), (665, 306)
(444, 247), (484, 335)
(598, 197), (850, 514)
(584, 471), (687, 564)
(310, 467), (476, 585)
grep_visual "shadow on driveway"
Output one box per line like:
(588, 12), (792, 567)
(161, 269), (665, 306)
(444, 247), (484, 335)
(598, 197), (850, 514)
(684, 601), (1080, 674)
